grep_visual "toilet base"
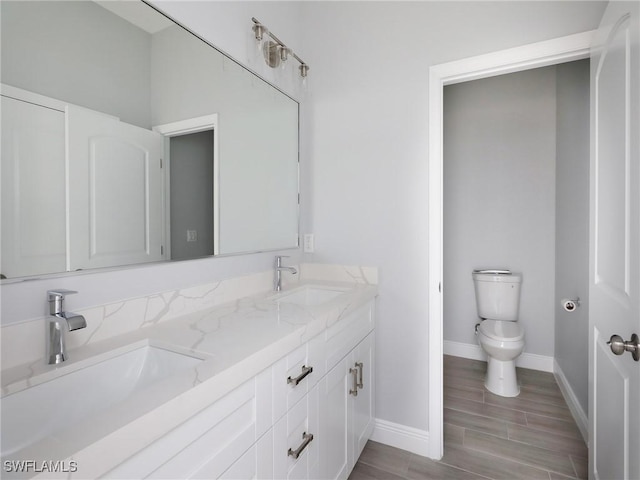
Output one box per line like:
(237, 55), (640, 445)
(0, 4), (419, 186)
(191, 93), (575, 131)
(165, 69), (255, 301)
(485, 357), (520, 397)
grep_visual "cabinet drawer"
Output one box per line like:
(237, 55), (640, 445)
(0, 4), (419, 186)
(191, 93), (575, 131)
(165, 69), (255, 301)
(106, 368), (271, 479)
(272, 335), (323, 423)
(324, 301), (374, 372)
(273, 384), (320, 480)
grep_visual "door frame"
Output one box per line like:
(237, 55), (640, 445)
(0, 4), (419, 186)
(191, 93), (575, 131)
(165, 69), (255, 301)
(426, 31), (595, 459)
(153, 114), (220, 257)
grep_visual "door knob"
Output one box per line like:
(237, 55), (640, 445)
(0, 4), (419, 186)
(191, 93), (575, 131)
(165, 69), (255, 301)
(607, 333), (639, 361)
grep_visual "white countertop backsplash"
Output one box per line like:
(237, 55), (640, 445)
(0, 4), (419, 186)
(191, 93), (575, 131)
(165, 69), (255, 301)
(0, 263), (377, 479)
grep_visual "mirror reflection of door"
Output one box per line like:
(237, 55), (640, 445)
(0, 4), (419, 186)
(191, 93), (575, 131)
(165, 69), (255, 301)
(169, 130), (215, 261)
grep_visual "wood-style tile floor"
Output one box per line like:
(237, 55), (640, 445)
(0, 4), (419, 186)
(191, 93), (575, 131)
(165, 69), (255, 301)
(349, 355), (588, 480)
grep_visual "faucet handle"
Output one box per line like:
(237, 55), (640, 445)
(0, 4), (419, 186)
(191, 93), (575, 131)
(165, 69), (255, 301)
(47, 289), (78, 301)
(47, 289), (78, 316)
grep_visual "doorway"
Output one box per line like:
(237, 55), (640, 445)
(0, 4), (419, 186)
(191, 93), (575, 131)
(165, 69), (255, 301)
(426, 31), (595, 459)
(153, 114), (220, 260)
(442, 58), (590, 438)
(169, 130), (215, 260)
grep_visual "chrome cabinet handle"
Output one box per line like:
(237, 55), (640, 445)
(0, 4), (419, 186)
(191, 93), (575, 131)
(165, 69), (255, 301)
(349, 367), (359, 396)
(355, 362), (364, 389)
(287, 432), (314, 459)
(608, 334), (640, 361)
(287, 365), (313, 386)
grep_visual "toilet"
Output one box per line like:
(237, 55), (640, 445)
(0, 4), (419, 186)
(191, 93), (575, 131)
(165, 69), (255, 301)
(472, 269), (524, 397)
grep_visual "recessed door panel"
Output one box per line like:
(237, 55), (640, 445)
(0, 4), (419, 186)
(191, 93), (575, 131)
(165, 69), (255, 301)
(594, 17), (631, 301)
(89, 137), (149, 257)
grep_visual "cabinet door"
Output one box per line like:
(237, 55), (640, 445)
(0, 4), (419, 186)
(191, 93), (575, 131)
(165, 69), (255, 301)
(273, 384), (319, 480)
(349, 331), (375, 469)
(319, 358), (350, 480)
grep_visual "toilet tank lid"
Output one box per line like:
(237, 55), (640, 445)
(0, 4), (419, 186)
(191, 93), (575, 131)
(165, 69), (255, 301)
(473, 269), (511, 275)
(478, 320), (524, 341)
(472, 270), (522, 283)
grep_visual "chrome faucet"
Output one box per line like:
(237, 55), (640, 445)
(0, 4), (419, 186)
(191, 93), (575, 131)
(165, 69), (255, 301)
(274, 256), (297, 292)
(47, 289), (87, 364)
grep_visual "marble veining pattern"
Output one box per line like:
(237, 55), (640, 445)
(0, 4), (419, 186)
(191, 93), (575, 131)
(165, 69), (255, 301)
(0, 264), (377, 479)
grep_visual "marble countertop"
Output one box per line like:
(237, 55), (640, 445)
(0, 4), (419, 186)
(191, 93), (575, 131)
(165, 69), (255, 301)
(1, 280), (377, 479)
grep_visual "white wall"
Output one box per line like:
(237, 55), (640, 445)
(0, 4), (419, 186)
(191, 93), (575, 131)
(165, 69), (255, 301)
(1, 1), (151, 128)
(443, 66), (558, 357)
(555, 59), (590, 414)
(299, 0), (605, 435)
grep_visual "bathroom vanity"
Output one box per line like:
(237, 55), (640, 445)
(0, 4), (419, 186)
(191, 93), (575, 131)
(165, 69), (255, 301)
(1, 276), (377, 479)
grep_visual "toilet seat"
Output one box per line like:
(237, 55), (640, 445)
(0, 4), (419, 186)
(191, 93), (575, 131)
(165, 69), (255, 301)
(478, 320), (524, 342)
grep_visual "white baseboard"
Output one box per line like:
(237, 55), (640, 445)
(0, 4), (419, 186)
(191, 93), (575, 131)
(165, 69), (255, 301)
(443, 340), (554, 372)
(371, 418), (431, 457)
(553, 360), (589, 444)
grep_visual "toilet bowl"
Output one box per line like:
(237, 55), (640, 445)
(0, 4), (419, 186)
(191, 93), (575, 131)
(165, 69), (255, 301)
(472, 269), (524, 397)
(476, 319), (525, 397)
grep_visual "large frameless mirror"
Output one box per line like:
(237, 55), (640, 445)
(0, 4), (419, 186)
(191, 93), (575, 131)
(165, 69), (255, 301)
(0, 0), (299, 280)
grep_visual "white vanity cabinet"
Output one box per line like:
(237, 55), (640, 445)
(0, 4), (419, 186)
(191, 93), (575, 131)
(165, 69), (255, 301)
(106, 299), (375, 480)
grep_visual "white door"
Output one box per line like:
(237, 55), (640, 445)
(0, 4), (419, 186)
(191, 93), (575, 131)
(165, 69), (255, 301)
(67, 106), (164, 271)
(1, 95), (66, 278)
(589, 2), (640, 479)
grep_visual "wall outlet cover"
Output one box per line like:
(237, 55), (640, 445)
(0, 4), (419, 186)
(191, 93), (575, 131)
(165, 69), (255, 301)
(303, 233), (314, 253)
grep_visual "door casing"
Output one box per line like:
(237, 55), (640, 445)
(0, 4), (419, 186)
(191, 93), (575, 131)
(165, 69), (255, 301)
(426, 30), (595, 460)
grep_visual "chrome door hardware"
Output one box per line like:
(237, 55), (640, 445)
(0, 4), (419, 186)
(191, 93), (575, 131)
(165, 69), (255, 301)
(349, 367), (359, 396)
(287, 365), (313, 386)
(287, 432), (314, 459)
(355, 362), (364, 389)
(607, 333), (640, 361)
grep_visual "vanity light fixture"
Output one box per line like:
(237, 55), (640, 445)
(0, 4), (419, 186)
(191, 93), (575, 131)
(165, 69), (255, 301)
(252, 17), (309, 79)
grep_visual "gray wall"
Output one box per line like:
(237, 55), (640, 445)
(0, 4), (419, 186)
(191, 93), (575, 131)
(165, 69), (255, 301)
(170, 131), (215, 261)
(555, 59), (590, 414)
(443, 66), (558, 357)
(1, 1), (151, 129)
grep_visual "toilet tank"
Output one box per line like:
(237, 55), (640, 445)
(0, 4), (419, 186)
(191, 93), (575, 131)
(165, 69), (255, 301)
(472, 270), (522, 321)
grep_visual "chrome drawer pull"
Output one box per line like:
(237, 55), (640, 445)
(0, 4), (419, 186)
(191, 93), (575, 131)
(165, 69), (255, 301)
(287, 365), (313, 386)
(349, 367), (358, 396)
(287, 432), (314, 459)
(355, 362), (364, 389)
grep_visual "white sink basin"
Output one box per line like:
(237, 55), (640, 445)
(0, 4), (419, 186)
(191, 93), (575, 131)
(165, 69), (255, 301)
(1, 345), (203, 456)
(273, 286), (348, 306)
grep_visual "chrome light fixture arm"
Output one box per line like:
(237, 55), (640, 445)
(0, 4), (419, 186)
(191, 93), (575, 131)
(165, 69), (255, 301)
(251, 17), (309, 78)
